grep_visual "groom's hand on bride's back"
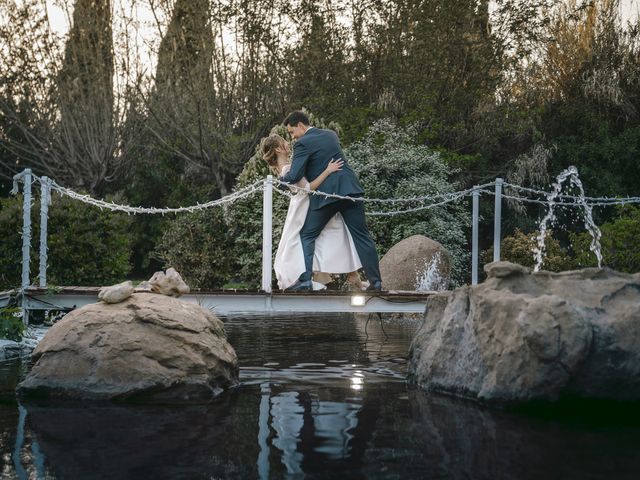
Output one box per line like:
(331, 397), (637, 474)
(326, 158), (343, 173)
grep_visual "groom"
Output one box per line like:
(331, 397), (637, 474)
(278, 110), (382, 291)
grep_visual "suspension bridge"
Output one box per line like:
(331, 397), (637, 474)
(2, 168), (639, 321)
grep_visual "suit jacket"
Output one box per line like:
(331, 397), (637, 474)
(279, 128), (364, 210)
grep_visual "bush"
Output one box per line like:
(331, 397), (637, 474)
(0, 194), (133, 289)
(482, 229), (576, 272)
(571, 206), (640, 273)
(0, 307), (25, 341)
(347, 119), (471, 285)
(154, 208), (238, 289)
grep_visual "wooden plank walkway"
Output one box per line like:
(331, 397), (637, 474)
(3, 286), (436, 315)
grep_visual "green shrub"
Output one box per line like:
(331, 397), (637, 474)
(0, 194), (133, 289)
(0, 195), (24, 289)
(154, 208), (238, 289)
(348, 119), (471, 285)
(0, 307), (24, 341)
(483, 229), (576, 272)
(571, 206), (640, 273)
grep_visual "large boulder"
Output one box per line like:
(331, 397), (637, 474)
(408, 261), (640, 404)
(18, 293), (238, 402)
(380, 235), (451, 291)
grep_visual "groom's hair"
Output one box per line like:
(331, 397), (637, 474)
(284, 110), (310, 127)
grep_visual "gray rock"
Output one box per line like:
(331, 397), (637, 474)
(408, 261), (640, 403)
(18, 293), (238, 402)
(149, 268), (190, 297)
(134, 280), (152, 292)
(98, 280), (134, 304)
(380, 235), (451, 291)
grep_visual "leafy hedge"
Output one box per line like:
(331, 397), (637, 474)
(571, 206), (640, 273)
(482, 229), (576, 272)
(0, 194), (133, 289)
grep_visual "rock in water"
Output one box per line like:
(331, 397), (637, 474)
(379, 235), (451, 291)
(149, 267), (190, 296)
(98, 280), (134, 304)
(18, 293), (238, 402)
(408, 261), (640, 404)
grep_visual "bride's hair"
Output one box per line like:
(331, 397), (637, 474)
(259, 134), (286, 170)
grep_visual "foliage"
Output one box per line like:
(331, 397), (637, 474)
(0, 194), (133, 289)
(571, 206), (640, 273)
(154, 208), (237, 290)
(1, 0), (640, 289)
(0, 307), (24, 342)
(347, 120), (471, 285)
(483, 229), (576, 272)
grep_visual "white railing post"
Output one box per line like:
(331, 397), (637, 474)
(261, 175), (273, 293)
(493, 178), (503, 263)
(39, 176), (51, 288)
(472, 186), (479, 285)
(10, 169), (33, 325)
(20, 169), (32, 291)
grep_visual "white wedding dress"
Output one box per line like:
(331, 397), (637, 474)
(274, 167), (362, 290)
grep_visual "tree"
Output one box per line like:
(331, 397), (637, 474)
(0, 0), (141, 194)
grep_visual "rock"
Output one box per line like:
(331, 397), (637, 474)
(408, 261), (640, 404)
(98, 280), (134, 304)
(18, 293), (238, 402)
(149, 268), (190, 297)
(380, 235), (451, 291)
(134, 280), (152, 292)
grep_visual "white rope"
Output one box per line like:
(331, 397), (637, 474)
(502, 182), (640, 204)
(273, 178), (496, 203)
(41, 178), (264, 215)
(15, 171), (639, 216)
(367, 192), (471, 216)
(273, 182), (472, 216)
(481, 189), (640, 207)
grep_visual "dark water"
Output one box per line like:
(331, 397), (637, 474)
(1, 314), (640, 479)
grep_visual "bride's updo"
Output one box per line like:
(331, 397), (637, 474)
(260, 133), (286, 169)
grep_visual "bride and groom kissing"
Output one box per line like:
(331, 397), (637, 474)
(260, 110), (383, 292)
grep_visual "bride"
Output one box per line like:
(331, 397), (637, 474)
(260, 133), (366, 291)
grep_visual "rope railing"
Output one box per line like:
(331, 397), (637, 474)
(502, 182), (640, 205)
(8, 167), (640, 307)
(273, 178), (498, 204)
(43, 177), (265, 215)
(483, 188), (640, 207)
(11, 173), (640, 215)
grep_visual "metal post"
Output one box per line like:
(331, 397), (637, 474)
(472, 186), (479, 285)
(493, 178), (503, 263)
(39, 177), (51, 288)
(21, 169), (32, 291)
(261, 175), (273, 293)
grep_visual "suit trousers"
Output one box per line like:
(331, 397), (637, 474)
(298, 198), (381, 285)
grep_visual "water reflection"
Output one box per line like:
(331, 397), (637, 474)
(1, 314), (639, 479)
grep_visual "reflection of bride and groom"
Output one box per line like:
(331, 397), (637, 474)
(260, 110), (382, 292)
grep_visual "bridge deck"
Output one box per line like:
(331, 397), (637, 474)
(2, 286), (436, 315)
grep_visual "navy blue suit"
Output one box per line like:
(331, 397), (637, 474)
(279, 128), (382, 285)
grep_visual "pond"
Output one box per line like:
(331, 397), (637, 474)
(0, 313), (639, 479)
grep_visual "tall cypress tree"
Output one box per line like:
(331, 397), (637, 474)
(57, 0), (114, 193)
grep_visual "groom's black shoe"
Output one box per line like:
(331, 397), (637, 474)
(288, 280), (313, 291)
(366, 282), (382, 291)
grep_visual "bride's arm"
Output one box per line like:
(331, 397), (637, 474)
(308, 158), (343, 191)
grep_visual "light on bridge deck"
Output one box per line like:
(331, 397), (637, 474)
(350, 295), (366, 307)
